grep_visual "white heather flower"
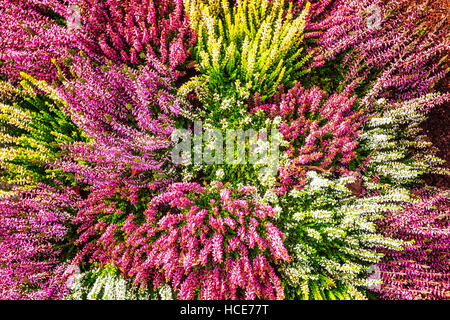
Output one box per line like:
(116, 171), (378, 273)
(182, 168), (194, 182)
(69, 267), (153, 300)
(305, 171), (329, 191)
(220, 118), (229, 129)
(66, 266), (81, 290)
(272, 116), (282, 127)
(262, 189), (278, 204)
(289, 188), (302, 198)
(220, 97), (233, 110)
(305, 227), (322, 241)
(258, 166), (276, 187)
(242, 115), (252, 125)
(369, 116), (394, 127)
(213, 92), (221, 103)
(273, 205), (283, 217)
(158, 284), (173, 300)
(215, 168), (225, 180)
(376, 98), (386, 105)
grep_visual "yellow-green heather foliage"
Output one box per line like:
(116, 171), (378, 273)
(0, 75), (81, 191)
(184, 0), (312, 100)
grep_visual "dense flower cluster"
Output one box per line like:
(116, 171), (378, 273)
(376, 191), (450, 300)
(0, 0), (448, 300)
(55, 55), (184, 190)
(0, 184), (78, 299)
(68, 264), (163, 300)
(0, 0), (73, 83)
(0, 77), (82, 191)
(93, 182), (288, 299)
(251, 81), (363, 194)
(67, 0), (196, 71)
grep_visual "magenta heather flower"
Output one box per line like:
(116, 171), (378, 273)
(375, 190), (450, 300)
(74, 182), (289, 300)
(251, 81), (363, 194)
(55, 55), (185, 192)
(0, 0), (196, 84)
(68, 0), (196, 72)
(307, 0), (448, 101)
(0, 184), (79, 299)
(0, 1), (74, 83)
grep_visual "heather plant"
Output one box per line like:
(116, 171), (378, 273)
(307, 0), (449, 101)
(0, 0), (73, 83)
(182, 0), (313, 109)
(66, 0), (196, 72)
(0, 0), (196, 84)
(74, 182), (289, 299)
(68, 264), (164, 300)
(55, 55), (188, 191)
(250, 81), (364, 194)
(278, 171), (405, 300)
(375, 190), (450, 300)
(359, 93), (450, 192)
(0, 184), (79, 299)
(0, 76), (82, 191)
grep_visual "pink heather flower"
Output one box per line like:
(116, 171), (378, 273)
(73, 182), (289, 299)
(251, 82), (362, 194)
(375, 190), (450, 300)
(0, 184), (78, 299)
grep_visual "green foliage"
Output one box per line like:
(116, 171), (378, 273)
(0, 76), (82, 190)
(183, 0), (312, 104)
(278, 171), (405, 300)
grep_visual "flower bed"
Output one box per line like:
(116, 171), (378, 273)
(0, 0), (448, 300)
